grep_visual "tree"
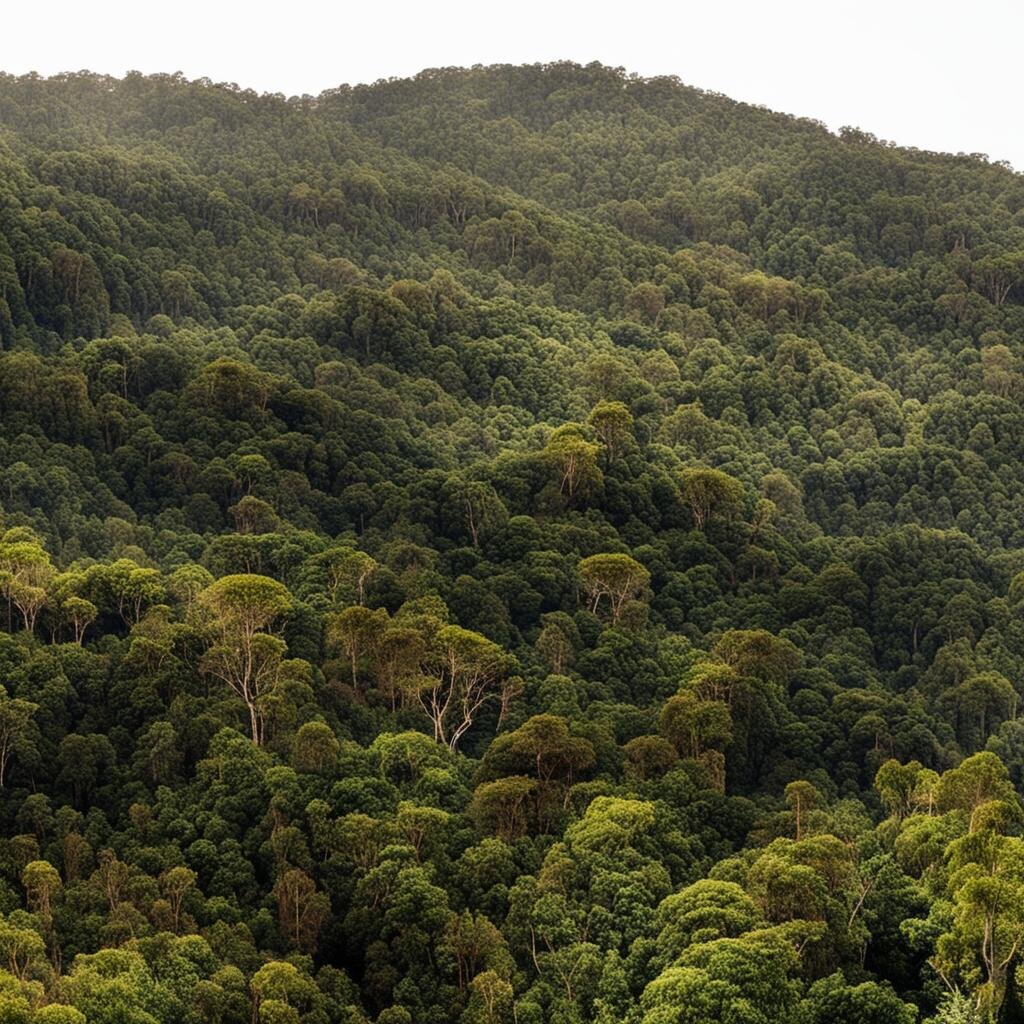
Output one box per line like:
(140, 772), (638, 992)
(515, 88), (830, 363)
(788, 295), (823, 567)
(442, 911), (508, 990)
(0, 913), (46, 981)
(444, 476), (508, 547)
(373, 625), (426, 710)
(35, 1007), (88, 1024)
(678, 468), (744, 530)
(23, 859), (61, 919)
(661, 692), (730, 758)
(160, 865), (197, 933)
(86, 559), (164, 627)
(167, 564), (214, 620)
(58, 734), (115, 808)
(483, 715), (595, 825)
(785, 781), (826, 841)
(61, 949), (160, 1024)
(471, 777), (538, 840)
(653, 880), (761, 964)
(134, 721), (181, 786)
(578, 553), (650, 623)
(799, 973), (916, 1024)
(327, 605), (388, 690)
(536, 622), (575, 674)
(543, 425), (601, 502)
(313, 547), (378, 605)
(467, 969), (514, 1024)
(624, 735), (679, 780)
(396, 802), (451, 862)
(0, 532), (55, 633)
(61, 596), (98, 645)
(981, 345), (1020, 398)
(565, 796), (656, 854)
(640, 932), (802, 1024)
(936, 752), (1017, 815)
(936, 825), (1024, 1014)
(497, 715), (595, 787)
(711, 629), (801, 685)
(972, 253), (1024, 307)
(0, 688), (37, 787)
(587, 400), (634, 461)
(251, 960), (318, 1021)
(274, 868), (329, 954)
(198, 574), (293, 744)
(941, 672), (1017, 752)
(292, 721), (339, 774)
(229, 495), (281, 535)
(660, 691), (731, 790)
(411, 625), (512, 750)
(875, 759), (927, 822)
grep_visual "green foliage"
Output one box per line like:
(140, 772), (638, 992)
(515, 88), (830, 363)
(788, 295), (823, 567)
(0, 59), (1018, 1023)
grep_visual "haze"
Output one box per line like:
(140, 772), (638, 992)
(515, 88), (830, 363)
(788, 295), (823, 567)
(6, 0), (1022, 170)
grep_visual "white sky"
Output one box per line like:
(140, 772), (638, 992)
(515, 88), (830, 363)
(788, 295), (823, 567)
(5, 0), (1023, 170)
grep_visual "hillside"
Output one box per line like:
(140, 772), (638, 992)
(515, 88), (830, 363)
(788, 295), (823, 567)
(0, 63), (1020, 1022)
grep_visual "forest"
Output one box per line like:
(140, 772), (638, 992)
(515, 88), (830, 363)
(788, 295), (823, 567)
(0, 60), (1021, 1023)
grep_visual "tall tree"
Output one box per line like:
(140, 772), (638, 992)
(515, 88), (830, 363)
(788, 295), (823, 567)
(411, 625), (512, 750)
(198, 574), (293, 744)
(578, 553), (650, 623)
(678, 468), (744, 530)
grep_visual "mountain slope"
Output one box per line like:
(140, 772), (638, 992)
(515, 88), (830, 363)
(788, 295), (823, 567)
(0, 63), (1019, 1022)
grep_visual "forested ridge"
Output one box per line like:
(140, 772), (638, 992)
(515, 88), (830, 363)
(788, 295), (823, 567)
(0, 61), (1021, 1023)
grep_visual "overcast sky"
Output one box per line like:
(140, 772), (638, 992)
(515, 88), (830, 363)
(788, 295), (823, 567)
(5, 0), (1022, 169)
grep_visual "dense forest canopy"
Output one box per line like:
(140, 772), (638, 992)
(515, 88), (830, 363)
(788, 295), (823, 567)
(0, 61), (1021, 1023)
